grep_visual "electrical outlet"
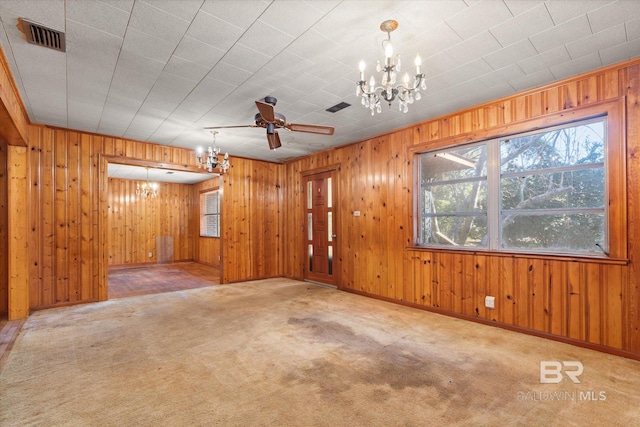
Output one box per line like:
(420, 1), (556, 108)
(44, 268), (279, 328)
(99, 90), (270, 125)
(485, 296), (495, 309)
(353, 210), (361, 216)
(148, 252), (153, 258)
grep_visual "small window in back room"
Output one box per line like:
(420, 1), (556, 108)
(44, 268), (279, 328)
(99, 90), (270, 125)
(200, 189), (220, 237)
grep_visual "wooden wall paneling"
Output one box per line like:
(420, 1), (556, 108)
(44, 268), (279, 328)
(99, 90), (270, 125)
(7, 145), (28, 319)
(107, 179), (195, 266)
(438, 253), (452, 311)
(80, 133), (94, 301)
(585, 263), (602, 345)
(449, 253), (462, 314)
(0, 138), (7, 315)
(605, 264), (624, 349)
(485, 255), (501, 322)
(461, 254), (476, 317)
(40, 127), (55, 306)
(254, 163), (265, 277)
(528, 259), (545, 332)
(0, 49), (29, 146)
(547, 261), (566, 337)
(514, 259), (530, 329)
(54, 129), (69, 304)
(27, 126), (42, 307)
(98, 154), (108, 301)
(387, 131), (407, 300)
(406, 252), (418, 304)
(624, 64), (640, 353)
(473, 254), (486, 319)
(283, 162), (300, 279)
(566, 262), (583, 341)
(222, 158), (284, 283)
(66, 132), (79, 302)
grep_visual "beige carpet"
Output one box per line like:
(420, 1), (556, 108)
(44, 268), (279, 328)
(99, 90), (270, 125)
(1, 278), (639, 426)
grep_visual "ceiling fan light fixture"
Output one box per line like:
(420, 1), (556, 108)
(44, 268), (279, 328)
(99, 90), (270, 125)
(356, 20), (426, 116)
(203, 97), (334, 150)
(267, 132), (281, 150)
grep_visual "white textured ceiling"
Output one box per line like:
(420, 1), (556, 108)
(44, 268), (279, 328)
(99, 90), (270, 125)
(1, 0), (639, 163)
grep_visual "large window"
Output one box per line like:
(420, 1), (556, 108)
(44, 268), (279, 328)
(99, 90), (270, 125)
(200, 189), (220, 237)
(417, 117), (607, 256)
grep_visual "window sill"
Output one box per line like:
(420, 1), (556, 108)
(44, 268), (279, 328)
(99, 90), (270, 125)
(406, 246), (629, 265)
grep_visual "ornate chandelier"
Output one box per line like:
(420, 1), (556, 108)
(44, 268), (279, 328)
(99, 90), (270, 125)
(136, 167), (158, 198)
(196, 131), (230, 173)
(356, 20), (426, 115)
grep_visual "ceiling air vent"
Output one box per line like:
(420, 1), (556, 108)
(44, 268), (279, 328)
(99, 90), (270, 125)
(326, 102), (351, 113)
(19, 18), (66, 52)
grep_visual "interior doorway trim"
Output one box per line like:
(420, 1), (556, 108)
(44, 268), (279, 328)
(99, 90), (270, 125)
(300, 163), (341, 288)
(97, 154), (221, 301)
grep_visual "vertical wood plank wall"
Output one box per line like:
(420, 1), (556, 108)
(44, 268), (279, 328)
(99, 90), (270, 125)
(192, 176), (221, 267)
(107, 178), (194, 266)
(7, 145), (28, 319)
(0, 138), (8, 314)
(222, 158), (284, 283)
(0, 49), (28, 146)
(284, 59), (640, 358)
(24, 125), (280, 309)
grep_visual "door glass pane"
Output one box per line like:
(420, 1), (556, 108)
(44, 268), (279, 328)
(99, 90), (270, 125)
(307, 213), (313, 241)
(307, 181), (313, 209)
(327, 177), (332, 208)
(328, 212), (333, 242)
(328, 246), (333, 275)
(308, 244), (313, 272)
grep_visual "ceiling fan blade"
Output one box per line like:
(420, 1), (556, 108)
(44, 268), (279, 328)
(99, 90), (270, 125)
(266, 131), (282, 150)
(286, 123), (335, 135)
(255, 100), (276, 123)
(203, 125), (258, 130)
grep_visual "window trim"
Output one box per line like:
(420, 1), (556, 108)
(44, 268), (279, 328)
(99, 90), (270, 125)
(200, 187), (221, 238)
(410, 98), (627, 260)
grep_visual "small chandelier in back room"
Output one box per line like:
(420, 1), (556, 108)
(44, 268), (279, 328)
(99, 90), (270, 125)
(196, 131), (230, 173)
(136, 167), (158, 198)
(356, 20), (426, 115)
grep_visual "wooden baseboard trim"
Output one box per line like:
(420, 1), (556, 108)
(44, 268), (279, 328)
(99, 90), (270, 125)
(341, 287), (640, 362)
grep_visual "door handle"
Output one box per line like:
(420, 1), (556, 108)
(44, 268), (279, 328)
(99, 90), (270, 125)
(331, 234), (337, 238)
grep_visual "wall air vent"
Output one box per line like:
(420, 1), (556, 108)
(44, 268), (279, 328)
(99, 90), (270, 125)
(19, 18), (66, 52)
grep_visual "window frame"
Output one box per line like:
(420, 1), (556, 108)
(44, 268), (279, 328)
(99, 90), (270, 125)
(200, 187), (221, 238)
(411, 99), (627, 261)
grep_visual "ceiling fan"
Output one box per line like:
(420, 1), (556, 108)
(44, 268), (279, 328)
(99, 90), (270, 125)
(204, 96), (335, 150)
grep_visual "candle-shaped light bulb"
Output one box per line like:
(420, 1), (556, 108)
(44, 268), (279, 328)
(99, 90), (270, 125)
(415, 54), (422, 74)
(359, 60), (366, 81)
(369, 75), (375, 89)
(385, 42), (393, 58)
(403, 73), (409, 85)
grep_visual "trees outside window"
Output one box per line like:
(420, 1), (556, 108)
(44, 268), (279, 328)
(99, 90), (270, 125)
(417, 117), (607, 256)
